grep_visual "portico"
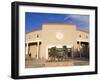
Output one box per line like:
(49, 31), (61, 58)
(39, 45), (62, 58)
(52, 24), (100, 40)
(25, 39), (42, 60)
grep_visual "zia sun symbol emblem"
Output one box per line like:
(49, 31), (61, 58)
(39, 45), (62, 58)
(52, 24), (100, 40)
(56, 32), (64, 40)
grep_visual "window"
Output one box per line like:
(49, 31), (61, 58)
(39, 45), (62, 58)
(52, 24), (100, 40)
(79, 35), (81, 38)
(37, 34), (39, 38)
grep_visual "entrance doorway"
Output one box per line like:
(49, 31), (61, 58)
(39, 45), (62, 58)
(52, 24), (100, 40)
(25, 42), (42, 60)
(81, 42), (89, 59)
(48, 46), (72, 61)
(77, 41), (89, 59)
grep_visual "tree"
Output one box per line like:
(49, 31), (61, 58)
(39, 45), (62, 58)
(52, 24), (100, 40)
(49, 47), (57, 61)
(63, 45), (68, 60)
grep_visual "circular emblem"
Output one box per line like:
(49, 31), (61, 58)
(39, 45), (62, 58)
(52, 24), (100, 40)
(56, 32), (64, 40)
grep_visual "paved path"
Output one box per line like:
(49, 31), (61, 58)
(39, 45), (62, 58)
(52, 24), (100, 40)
(25, 58), (89, 68)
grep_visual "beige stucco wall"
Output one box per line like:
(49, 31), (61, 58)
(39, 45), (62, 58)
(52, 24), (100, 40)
(75, 30), (89, 51)
(41, 24), (77, 59)
(25, 30), (43, 59)
(25, 23), (89, 60)
(76, 30), (89, 41)
(25, 30), (42, 42)
(29, 44), (37, 59)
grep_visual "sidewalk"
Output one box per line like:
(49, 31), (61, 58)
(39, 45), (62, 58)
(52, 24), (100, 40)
(25, 58), (89, 68)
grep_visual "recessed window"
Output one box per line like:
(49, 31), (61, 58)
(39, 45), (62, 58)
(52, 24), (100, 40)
(79, 35), (81, 38)
(37, 34), (39, 38)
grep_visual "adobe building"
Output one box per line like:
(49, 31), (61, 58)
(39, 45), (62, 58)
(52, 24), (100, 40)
(25, 23), (89, 61)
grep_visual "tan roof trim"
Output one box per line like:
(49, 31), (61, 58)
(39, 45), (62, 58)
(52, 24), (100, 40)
(43, 23), (76, 26)
(26, 24), (76, 34)
(26, 24), (88, 34)
(77, 29), (89, 33)
(26, 29), (42, 34)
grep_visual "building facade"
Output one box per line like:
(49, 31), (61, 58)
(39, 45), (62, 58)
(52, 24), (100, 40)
(25, 23), (89, 61)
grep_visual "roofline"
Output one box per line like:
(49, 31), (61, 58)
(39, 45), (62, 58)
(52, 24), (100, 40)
(26, 29), (42, 34)
(26, 28), (89, 34)
(26, 24), (89, 34)
(26, 23), (76, 34)
(77, 29), (89, 33)
(43, 23), (76, 26)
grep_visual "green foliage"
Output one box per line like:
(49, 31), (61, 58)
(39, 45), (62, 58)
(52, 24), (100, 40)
(48, 46), (69, 61)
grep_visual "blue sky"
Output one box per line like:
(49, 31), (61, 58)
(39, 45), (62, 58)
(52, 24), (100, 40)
(25, 12), (89, 33)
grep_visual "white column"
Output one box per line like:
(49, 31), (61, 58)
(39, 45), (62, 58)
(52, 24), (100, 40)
(46, 47), (48, 60)
(71, 46), (74, 58)
(26, 43), (28, 55)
